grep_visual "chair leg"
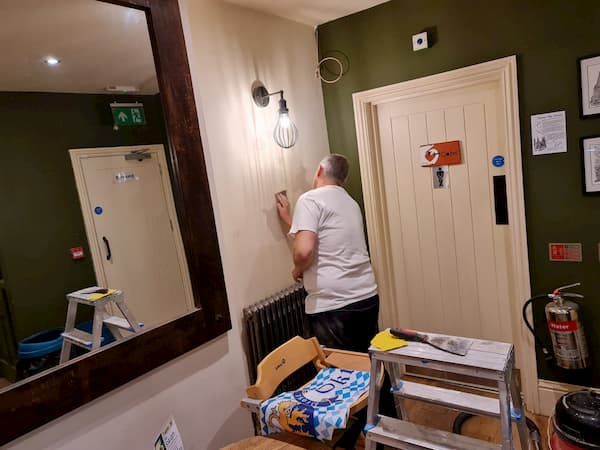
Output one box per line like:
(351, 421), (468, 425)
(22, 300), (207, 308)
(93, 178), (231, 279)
(251, 412), (261, 436)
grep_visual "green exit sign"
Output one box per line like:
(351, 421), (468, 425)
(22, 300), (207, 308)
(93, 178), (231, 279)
(110, 102), (146, 126)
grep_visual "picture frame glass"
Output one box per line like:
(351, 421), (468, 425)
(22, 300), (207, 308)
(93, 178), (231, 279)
(580, 55), (600, 117)
(583, 136), (600, 192)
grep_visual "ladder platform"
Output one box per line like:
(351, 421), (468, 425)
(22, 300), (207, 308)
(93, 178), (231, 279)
(103, 316), (144, 331)
(67, 286), (122, 306)
(61, 329), (104, 349)
(366, 415), (501, 450)
(392, 380), (506, 417)
(370, 334), (512, 376)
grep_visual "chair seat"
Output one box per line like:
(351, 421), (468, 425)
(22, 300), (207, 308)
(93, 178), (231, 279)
(242, 337), (373, 448)
(220, 435), (329, 449)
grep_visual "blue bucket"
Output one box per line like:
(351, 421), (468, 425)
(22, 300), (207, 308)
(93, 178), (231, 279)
(18, 328), (64, 360)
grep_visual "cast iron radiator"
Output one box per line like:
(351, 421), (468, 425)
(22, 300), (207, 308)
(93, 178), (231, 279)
(242, 283), (315, 395)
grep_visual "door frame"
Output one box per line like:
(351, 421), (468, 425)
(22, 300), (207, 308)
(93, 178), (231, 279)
(69, 144), (195, 312)
(352, 56), (540, 412)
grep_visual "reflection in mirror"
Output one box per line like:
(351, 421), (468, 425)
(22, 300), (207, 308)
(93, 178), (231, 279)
(0, 0), (195, 390)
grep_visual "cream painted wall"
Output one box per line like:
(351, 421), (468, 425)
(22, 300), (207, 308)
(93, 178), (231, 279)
(5, 1), (329, 449)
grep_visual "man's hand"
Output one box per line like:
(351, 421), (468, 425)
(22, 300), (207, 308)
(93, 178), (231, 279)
(276, 192), (292, 228)
(292, 266), (303, 281)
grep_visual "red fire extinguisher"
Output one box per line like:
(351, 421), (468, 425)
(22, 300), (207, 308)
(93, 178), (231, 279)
(522, 283), (589, 370)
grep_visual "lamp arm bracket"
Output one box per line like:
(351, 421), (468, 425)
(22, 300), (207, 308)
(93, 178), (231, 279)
(264, 89), (283, 98)
(252, 84), (285, 107)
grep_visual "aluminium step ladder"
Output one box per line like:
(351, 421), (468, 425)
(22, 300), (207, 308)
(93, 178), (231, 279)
(364, 332), (530, 450)
(59, 287), (143, 363)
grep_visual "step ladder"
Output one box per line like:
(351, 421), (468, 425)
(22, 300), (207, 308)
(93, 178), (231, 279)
(364, 332), (530, 450)
(59, 287), (143, 363)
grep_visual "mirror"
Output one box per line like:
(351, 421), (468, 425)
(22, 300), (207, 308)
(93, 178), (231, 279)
(0, 0), (193, 388)
(0, 0), (231, 444)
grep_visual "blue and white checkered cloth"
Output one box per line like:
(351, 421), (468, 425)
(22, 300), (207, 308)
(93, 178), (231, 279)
(259, 368), (370, 441)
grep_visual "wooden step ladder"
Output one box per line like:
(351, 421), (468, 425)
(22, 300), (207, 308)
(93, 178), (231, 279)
(364, 332), (530, 450)
(59, 287), (143, 364)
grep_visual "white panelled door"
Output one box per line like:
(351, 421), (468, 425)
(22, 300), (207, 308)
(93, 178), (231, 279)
(71, 145), (194, 328)
(376, 82), (514, 343)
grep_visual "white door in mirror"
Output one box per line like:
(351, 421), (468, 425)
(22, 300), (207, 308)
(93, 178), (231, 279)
(72, 145), (194, 328)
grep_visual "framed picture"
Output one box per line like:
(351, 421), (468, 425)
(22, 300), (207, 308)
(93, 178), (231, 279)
(582, 136), (600, 193)
(579, 54), (600, 118)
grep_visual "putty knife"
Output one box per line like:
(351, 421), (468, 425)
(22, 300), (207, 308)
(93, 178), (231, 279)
(390, 328), (473, 356)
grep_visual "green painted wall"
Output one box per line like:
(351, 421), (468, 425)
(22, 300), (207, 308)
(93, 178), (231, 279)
(0, 92), (167, 343)
(318, 0), (600, 385)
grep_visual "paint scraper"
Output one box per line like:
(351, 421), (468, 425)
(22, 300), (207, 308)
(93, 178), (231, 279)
(389, 328), (473, 356)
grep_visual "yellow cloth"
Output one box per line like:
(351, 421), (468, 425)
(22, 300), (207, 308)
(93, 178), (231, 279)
(370, 329), (407, 351)
(87, 289), (117, 301)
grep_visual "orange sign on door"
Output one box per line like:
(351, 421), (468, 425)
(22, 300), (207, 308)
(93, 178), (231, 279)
(420, 140), (462, 167)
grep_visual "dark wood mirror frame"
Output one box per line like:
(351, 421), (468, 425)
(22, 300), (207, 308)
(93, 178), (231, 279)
(0, 0), (231, 445)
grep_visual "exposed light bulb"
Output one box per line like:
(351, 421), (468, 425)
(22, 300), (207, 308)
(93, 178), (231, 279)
(278, 113), (291, 129)
(251, 83), (299, 149)
(45, 57), (60, 66)
(273, 98), (298, 149)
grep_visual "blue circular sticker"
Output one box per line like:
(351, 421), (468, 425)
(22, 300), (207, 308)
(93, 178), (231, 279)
(492, 155), (505, 168)
(94, 206), (103, 215)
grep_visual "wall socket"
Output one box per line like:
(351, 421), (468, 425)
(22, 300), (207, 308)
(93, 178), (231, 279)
(412, 32), (429, 51)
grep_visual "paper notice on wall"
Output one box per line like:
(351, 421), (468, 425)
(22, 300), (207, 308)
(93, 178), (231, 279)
(154, 416), (184, 450)
(531, 111), (567, 155)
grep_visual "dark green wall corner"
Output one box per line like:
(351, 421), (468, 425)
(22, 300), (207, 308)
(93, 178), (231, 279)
(318, 0), (600, 385)
(0, 92), (167, 344)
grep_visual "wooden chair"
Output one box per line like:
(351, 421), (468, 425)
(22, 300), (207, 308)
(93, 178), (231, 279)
(239, 336), (370, 448)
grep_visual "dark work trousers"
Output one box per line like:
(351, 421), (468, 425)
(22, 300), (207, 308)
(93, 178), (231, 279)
(303, 295), (397, 449)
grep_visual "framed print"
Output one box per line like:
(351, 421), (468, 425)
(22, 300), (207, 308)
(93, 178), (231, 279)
(579, 54), (600, 118)
(582, 136), (600, 193)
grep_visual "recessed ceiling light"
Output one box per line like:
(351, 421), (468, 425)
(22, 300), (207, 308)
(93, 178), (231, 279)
(44, 57), (60, 66)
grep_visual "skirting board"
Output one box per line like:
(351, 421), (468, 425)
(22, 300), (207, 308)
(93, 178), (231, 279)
(537, 379), (589, 415)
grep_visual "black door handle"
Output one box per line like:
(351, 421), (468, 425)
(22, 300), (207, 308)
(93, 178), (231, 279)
(102, 236), (112, 261)
(493, 175), (509, 225)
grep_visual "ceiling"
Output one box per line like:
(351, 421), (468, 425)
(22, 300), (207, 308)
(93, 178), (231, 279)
(0, 0), (158, 95)
(0, 0), (388, 95)
(224, 0), (390, 26)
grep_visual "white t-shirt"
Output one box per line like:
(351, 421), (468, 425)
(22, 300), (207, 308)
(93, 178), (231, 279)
(289, 185), (377, 314)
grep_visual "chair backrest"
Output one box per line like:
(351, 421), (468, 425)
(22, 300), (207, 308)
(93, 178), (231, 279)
(246, 336), (328, 400)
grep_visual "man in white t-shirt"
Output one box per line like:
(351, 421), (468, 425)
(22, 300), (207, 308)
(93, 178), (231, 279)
(276, 153), (379, 353)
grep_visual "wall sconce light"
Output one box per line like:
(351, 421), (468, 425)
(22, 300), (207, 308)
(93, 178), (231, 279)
(252, 82), (298, 149)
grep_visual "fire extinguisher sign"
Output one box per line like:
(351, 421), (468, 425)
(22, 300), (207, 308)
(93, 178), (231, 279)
(548, 243), (582, 262)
